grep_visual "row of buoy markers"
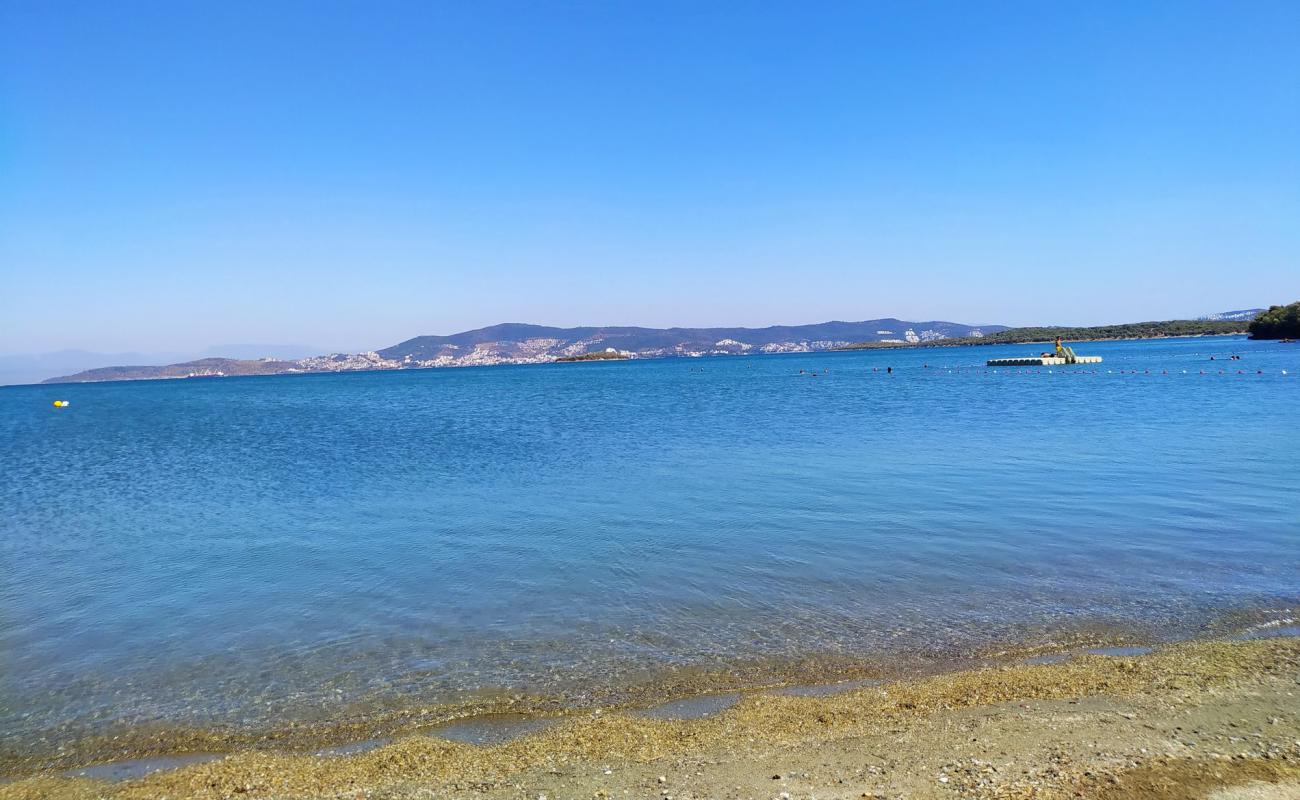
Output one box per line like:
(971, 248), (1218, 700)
(858, 365), (1292, 374)
(984, 369), (1289, 375)
(43, 365), (1296, 410)
(802, 367), (1291, 376)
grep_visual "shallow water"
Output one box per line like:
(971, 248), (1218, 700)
(2, 335), (1297, 756)
(433, 714), (558, 745)
(64, 753), (224, 781)
(634, 694), (740, 720)
(1236, 623), (1300, 640)
(1084, 646), (1155, 657)
(1023, 654), (1073, 666)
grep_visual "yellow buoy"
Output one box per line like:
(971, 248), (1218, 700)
(53, 400), (68, 407)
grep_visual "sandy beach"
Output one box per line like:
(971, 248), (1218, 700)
(4, 636), (1297, 800)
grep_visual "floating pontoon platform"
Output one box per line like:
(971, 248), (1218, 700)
(987, 356), (1103, 366)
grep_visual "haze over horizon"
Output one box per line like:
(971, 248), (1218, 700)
(3, 1), (1298, 356)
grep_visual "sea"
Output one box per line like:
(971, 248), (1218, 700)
(2, 335), (1297, 762)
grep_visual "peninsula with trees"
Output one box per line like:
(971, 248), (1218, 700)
(1248, 302), (1300, 339)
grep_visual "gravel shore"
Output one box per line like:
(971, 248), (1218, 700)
(4, 637), (1298, 800)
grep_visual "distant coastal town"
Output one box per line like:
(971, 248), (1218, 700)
(39, 318), (999, 383)
(37, 306), (1293, 384)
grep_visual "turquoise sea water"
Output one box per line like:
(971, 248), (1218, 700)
(2, 336), (1298, 752)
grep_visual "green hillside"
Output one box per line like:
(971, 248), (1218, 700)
(1247, 302), (1300, 339)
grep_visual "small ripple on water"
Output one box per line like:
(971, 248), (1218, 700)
(1024, 653), (1073, 665)
(432, 715), (559, 746)
(1084, 646), (1155, 657)
(58, 717), (563, 781)
(1024, 646), (1155, 664)
(1235, 624), (1300, 641)
(65, 753), (224, 781)
(634, 693), (740, 720)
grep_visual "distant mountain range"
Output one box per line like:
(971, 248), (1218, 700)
(39, 318), (1001, 384)
(30, 309), (1266, 385)
(379, 319), (1001, 363)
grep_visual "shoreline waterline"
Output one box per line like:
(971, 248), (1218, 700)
(4, 609), (1295, 781)
(3, 634), (1297, 799)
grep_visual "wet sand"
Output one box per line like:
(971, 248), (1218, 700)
(3, 637), (1297, 799)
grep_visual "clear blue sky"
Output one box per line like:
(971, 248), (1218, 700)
(2, 1), (1297, 355)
